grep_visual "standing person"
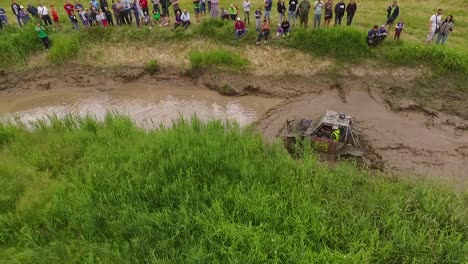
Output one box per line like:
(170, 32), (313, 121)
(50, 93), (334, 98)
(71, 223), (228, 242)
(264, 0), (272, 23)
(200, 0), (206, 16)
(313, 0), (322, 28)
(111, 0), (121, 25)
(64, 0), (79, 30)
(79, 8), (90, 27)
(345, 0), (355, 25)
(333, 0), (344, 26)
(394, 18), (404, 40)
(242, 0), (250, 24)
(152, 0), (160, 13)
(160, 0), (170, 17)
(254, 7), (261, 31)
(234, 17), (247, 39)
(298, 0), (310, 28)
(323, 0), (332, 26)
(19, 6), (30, 25)
(0, 7), (8, 29)
(287, 0), (297, 26)
(35, 23), (51, 50)
(50, 5), (62, 28)
(131, 0), (142, 27)
(255, 18), (270, 44)
(139, 0), (148, 15)
(277, 0), (286, 24)
(426, 9), (442, 44)
(100, 0), (109, 11)
(11, 0), (22, 27)
(38, 3), (53, 25)
(436, 15), (454, 45)
(27, 4), (39, 22)
(171, 0), (180, 16)
(104, 7), (114, 25)
(209, 0), (218, 18)
(385, 0), (399, 29)
(193, 0), (200, 22)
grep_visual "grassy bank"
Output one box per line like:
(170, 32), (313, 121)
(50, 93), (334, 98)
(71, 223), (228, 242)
(1, 19), (468, 77)
(0, 116), (467, 263)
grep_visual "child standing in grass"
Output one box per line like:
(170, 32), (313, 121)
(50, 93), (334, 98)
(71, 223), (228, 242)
(100, 10), (109, 27)
(35, 22), (52, 50)
(394, 18), (404, 40)
(254, 7), (262, 31)
(79, 9), (90, 28)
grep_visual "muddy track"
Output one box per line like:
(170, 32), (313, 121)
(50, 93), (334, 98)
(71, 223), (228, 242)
(1, 65), (467, 181)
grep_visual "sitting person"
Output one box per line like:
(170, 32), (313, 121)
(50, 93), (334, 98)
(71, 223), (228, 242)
(378, 25), (388, 39)
(159, 13), (169, 26)
(255, 18), (270, 44)
(234, 17), (248, 39)
(281, 17), (290, 36)
(180, 9), (190, 29)
(367, 25), (385, 46)
(275, 23), (284, 38)
(152, 9), (160, 26)
(171, 10), (182, 30)
(220, 7), (230, 20)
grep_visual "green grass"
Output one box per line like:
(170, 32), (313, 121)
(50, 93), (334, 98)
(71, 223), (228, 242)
(0, 24), (43, 65)
(0, 115), (467, 263)
(189, 49), (249, 71)
(47, 34), (80, 65)
(145, 59), (159, 74)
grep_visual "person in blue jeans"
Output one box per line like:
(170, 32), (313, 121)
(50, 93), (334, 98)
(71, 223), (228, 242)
(234, 17), (248, 39)
(436, 15), (454, 45)
(11, 1), (22, 26)
(333, 0), (344, 26)
(264, 0), (272, 23)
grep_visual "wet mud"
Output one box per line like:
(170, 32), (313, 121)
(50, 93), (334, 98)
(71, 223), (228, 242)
(1, 66), (467, 181)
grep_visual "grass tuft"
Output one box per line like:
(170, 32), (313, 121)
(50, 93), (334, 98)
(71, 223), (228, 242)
(189, 49), (249, 71)
(47, 34), (80, 65)
(145, 59), (159, 74)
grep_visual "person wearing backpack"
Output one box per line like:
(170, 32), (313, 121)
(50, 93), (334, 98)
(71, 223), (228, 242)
(426, 8), (442, 44)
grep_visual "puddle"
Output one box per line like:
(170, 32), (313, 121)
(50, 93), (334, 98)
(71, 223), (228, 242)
(0, 83), (283, 128)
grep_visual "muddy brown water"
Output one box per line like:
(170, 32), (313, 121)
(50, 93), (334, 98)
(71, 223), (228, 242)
(257, 90), (468, 181)
(0, 83), (283, 127)
(1, 79), (467, 182)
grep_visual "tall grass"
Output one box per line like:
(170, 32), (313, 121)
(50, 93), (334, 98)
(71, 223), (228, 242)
(288, 27), (370, 62)
(0, 24), (43, 65)
(47, 34), (80, 65)
(189, 49), (249, 71)
(0, 115), (467, 263)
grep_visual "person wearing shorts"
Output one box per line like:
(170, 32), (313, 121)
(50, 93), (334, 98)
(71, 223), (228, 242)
(323, 0), (332, 26)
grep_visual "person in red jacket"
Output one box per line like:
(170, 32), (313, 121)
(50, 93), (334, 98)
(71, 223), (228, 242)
(139, 0), (148, 16)
(234, 17), (248, 39)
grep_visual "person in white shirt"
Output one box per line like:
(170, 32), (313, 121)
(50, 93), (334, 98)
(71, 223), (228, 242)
(426, 8), (442, 44)
(242, 0), (251, 24)
(37, 3), (52, 25)
(180, 9), (190, 29)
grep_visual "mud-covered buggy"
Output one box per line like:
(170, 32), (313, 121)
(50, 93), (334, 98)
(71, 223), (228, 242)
(283, 110), (363, 157)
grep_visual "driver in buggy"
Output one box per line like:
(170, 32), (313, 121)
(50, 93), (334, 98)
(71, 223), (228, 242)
(367, 24), (387, 46)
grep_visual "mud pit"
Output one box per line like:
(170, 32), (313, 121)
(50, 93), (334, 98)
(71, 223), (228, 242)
(0, 82), (282, 127)
(257, 90), (468, 181)
(1, 67), (467, 181)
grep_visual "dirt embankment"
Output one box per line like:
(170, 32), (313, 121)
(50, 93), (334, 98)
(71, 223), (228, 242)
(1, 65), (467, 181)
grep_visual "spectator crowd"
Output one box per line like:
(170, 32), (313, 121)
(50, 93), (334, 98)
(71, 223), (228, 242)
(0, 0), (456, 50)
